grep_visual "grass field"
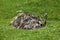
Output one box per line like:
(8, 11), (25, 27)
(0, 0), (60, 40)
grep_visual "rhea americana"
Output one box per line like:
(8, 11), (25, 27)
(10, 10), (47, 29)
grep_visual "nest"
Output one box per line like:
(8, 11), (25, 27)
(10, 10), (47, 29)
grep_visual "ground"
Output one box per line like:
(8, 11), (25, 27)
(0, 0), (60, 40)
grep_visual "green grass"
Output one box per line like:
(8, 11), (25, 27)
(0, 0), (60, 40)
